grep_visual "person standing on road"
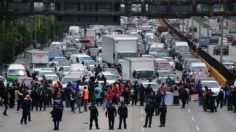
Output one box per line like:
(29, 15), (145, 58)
(83, 86), (89, 112)
(3, 88), (9, 116)
(118, 101), (128, 129)
(89, 103), (100, 130)
(232, 88), (236, 113)
(159, 104), (167, 127)
(143, 99), (154, 128)
(74, 89), (83, 113)
(179, 87), (188, 109)
(106, 102), (117, 130)
(139, 84), (145, 106)
(50, 95), (63, 130)
(195, 80), (203, 105)
(216, 88), (224, 108)
(154, 90), (162, 116)
(20, 98), (31, 124)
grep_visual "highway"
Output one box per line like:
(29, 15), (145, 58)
(1, 101), (236, 132)
(181, 18), (236, 62)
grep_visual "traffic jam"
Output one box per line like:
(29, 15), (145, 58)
(0, 17), (225, 114)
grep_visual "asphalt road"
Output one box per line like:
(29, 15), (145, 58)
(1, 101), (236, 132)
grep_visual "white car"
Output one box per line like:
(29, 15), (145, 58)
(141, 81), (160, 93)
(45, 74), (59, 84)
(201, 80), (221, 96)
(162, 57), (175, 69)
(61, 73), (83, 88)
(0, 76), (7, 87)
(97, 71), (117, 85)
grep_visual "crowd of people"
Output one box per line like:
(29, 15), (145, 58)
(1, 67), (236, 130)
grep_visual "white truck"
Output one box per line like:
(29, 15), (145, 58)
(25, 50), (49, 74)
(121, 57), (156, 82)
(102, 35), (139, 65)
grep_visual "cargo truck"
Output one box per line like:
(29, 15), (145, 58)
(101, 35), (139, 65)
(25, 50), (49, 74)
(121, 57), (157, 82)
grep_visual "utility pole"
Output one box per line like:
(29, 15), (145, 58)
(191, 17), (194, 41)
(220, 16), (224, 63)
(207, 17), (210, 53)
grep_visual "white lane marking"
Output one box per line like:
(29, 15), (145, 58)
(141, 127), (144, 132)
(141, 117), (144, 122)
(141, 109), (144, 114)
(196, 125), (200, 131)
(188, 108), (191, 113)
(191, 116), (195, 122)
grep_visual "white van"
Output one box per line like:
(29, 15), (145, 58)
(70, 54), (93, 64)
(69, 26), (80, 35)
(50, 42), (62, 50)
(7, 64), (27, 80)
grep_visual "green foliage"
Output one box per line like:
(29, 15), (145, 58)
(0, 15), (62, 64)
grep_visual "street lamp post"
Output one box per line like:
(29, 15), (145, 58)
(220, 16), (224, 63)
(207, 17), (210, 53)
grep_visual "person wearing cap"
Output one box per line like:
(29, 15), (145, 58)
(118, 101), (128, 129)
(20, 97), (31, 124)
(89, 102), (100, 130)
(106, 102), (117, 130)
(143, 99), (154, 128)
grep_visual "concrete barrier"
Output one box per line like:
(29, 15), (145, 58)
(160, 19), (227, 86)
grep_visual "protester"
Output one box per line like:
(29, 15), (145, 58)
(106, 102), (117, 130)
(118, 101), (128, 129)
(89, 103), (100, 130)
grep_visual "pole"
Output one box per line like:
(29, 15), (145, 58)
(220, 16), (224, 63)
(34, 15), (37, 42)
(191, 17), (194, 41)
(207, 17), (210, 53)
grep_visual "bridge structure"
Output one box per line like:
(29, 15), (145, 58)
(0, 0), (236, 24)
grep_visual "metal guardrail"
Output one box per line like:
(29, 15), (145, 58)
(163, 19), (235, 85)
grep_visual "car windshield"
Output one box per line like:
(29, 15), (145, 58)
(63, 67), (71, 72)
(136, 70), (155, 79)
(84, 61), (95, 65)
(175, 46), (189, 52)
(191, 66), (207, 70)
(154, 53), (168, 58)
(202, 82), (219, 88)
(80, 57), (93, 61)
(117, 53), (137, 59)
(158, 63), (172, 69)
(34, 64), (48, 69)
(46, 76), (59, 81)
(8, 70), (26, 76)
(149, 48), (163, 52)
(61, 77), (79, 84)
(39, 71), (54, 77)
(223, 59), (234, 64)
(158, 71), (173, 77)
(105, 75), (117, 80)
(143, 83), (159, 90)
